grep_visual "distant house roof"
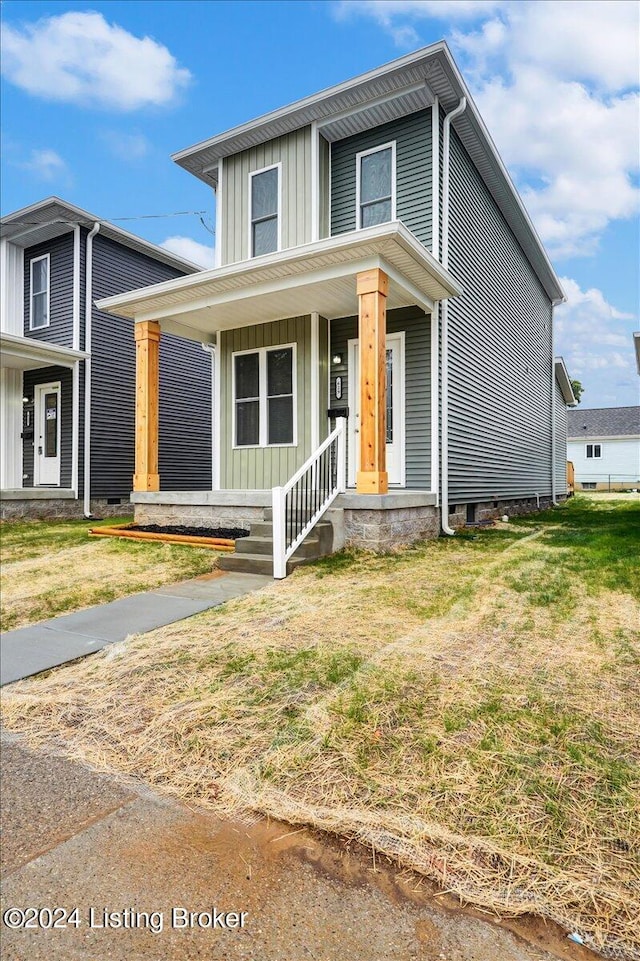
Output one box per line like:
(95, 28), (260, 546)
(568, 406), (640, 439)
(0, 197), (202, 274)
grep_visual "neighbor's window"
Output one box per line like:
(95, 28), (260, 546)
(250, 165), (280, 257)
(233, 345), (295, 447)
(586, 444), (602, 459)
(30, 254), (50, 329)
(357, 143), (395, 229)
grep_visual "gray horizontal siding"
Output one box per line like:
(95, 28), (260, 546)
(22, 366), (73, 488)
(90, 235), (211, 498)
(24, 233), (75, 347)
(446, 128), (554, 503)
(330, 109), (433, 250)
(329, 306), (431, 488)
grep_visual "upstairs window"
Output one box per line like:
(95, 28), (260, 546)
(356, 143), (396, 229)
(233, 345), (295, 447)
(586, 444), (602, 459)
(250, 164), (280, 257)
(30, 254), (50, 329)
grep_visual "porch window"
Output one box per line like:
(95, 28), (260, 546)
(250, 164), (280, 257)
(586, 444), (601, 458)
(30, 254), (50, 329)
(233, 344), (296, 447)
(356, 143), (396, 229)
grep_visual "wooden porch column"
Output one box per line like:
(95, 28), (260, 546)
(356, 267), (388, 494)
(133, 320), (160, 492)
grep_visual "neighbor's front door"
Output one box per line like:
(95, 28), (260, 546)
(347, 332), (405, 487)
(34, 382), (61, 486)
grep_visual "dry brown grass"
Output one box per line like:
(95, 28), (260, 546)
(0, 518), (216, 630)
(2, 498), (639, 958)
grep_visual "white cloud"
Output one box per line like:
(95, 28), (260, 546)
(161, 236), (214, 269)
(1, 11), (191, 111)
(100, 131), (151, 161)
(18, 148), (69, 182)
(555, 277), (637, 402)
(335, 0), (640, 259)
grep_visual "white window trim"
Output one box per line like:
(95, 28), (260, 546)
(586, 443), (602, 459)
(355, 141), (397, 231)
(248, 162), (283, 259)
(232, 342), (297, 449)
(29, 253), (50, 330)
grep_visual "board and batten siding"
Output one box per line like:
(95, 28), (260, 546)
(221, 127), (312, 265)
(446, 128), (554, 503)
(330, 110), (433, 250)
(22, 366), (73, 488)
(329, 306), (432, 489)
(90, 234), (211, 498)
(220, 316), (328, 489)
(24, 234), (75, 347)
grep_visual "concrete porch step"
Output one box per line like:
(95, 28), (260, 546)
(218, 552), (308, 576)
(238, 534), (322, 558)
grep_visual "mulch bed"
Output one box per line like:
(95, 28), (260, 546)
(131, 524), (250, 539)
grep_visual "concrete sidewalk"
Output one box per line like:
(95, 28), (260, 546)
(0, 572), (271, 686)
(0, 731), (571, 961)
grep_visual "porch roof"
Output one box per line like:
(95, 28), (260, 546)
(96, 222), (462, 342)
(0, 332), (88, 371)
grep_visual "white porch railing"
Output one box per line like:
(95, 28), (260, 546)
(272, 417), (346, 579)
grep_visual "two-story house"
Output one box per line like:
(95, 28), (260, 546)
(0, 197), (213, 518)
(97, 42), (577, 576)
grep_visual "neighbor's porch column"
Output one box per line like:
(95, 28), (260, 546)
(356, 267), (388, 494)
(133, 320), (160, 492)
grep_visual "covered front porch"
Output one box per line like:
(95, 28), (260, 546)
(98, 222), (460, 571)
(0, 333), (88, 516)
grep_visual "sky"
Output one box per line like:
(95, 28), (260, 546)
(1, 0), (639, 408)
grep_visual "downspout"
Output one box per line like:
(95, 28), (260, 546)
(83, 222), (100, 517)
(71, 225), (81, 497)
(440, 97), (467, 535)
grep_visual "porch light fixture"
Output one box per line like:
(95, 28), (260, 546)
(22, 396), (29, 404)
(332, 353), (343, 366)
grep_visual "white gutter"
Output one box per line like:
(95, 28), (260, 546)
(440, 97), (466, 535)
(83, 223), (100, 517)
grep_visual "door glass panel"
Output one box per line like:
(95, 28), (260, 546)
(45, 392), (58, 457)
(385, 349), (393, 444)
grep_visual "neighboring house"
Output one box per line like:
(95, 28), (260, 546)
(0, 198), (213, 518)
(97, 42), (577, 576)
(568, 407), (640, 491)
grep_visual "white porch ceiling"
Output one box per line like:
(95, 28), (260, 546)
(97, 222), (462, 344)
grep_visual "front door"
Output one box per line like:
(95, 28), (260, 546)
(347, 332), (405, 487)
(34, 382), (61, 486)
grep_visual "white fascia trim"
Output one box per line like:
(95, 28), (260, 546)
(247, 161), (283, 260)
(381, 259), (435, 315)
(355, 141), (397, 230)
(569, 434), (640, 442)
(97, 222), (461, 320)
(215, 158), (223, 268)
(311, 121), (319, 243)
(310, 312), (319, 450)
(431, 98), (440, 260)
(0, 332), (88, 368)
(317, 80), (432, 135)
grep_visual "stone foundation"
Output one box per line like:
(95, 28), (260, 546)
(0, 495), (134, 521)
(343, 505), (439, 551)
(447, 494), (562, 530)
(134, 502), (264, 532)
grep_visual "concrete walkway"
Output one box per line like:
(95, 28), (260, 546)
(0, 572), (271, 686)
(0, 731), (575, 961)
